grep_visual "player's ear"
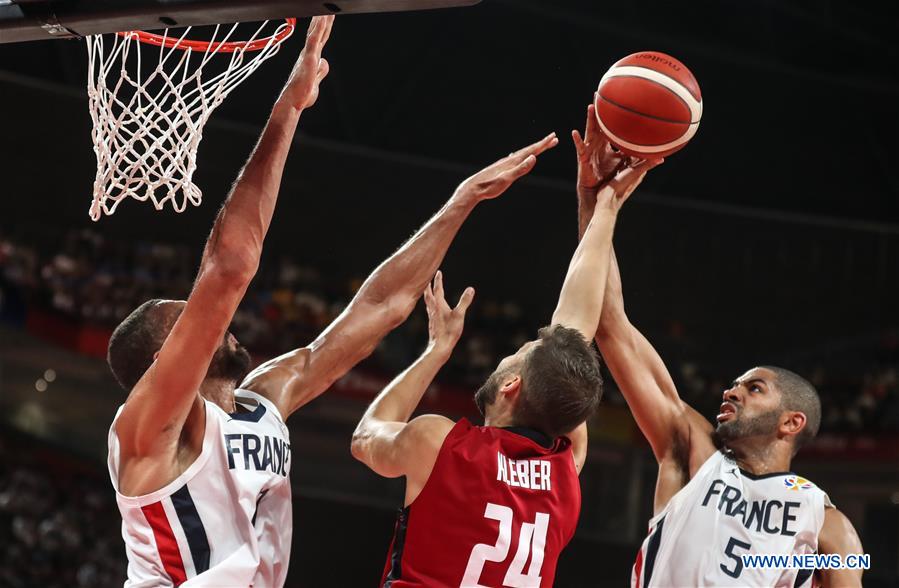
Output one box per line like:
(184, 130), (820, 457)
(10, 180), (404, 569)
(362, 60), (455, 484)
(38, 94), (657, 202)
(780, 411), (806, 438)
(500, 374), (521, 398)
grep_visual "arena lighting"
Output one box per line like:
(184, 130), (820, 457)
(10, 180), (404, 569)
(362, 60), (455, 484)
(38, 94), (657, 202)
(35, 378), (47, 392)
(44, 368), (56, 382)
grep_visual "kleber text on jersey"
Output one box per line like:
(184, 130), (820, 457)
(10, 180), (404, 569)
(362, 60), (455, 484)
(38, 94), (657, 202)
(496, 452), (552, 491)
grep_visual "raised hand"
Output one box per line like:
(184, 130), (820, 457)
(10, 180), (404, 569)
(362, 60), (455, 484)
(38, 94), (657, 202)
(572, 103), (628, 195)
(455, 133), (559, 202)
(594, 157), (663, 213)
(423, 271), (474, 356)
(281, 15), (334, 110)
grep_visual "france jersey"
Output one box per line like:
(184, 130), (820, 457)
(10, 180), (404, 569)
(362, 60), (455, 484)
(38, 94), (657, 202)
(632, 450), (831, 588)
(108, 389), (292, 587)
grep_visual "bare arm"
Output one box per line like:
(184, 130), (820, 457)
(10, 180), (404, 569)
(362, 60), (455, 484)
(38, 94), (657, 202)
(113, 18), (334, 489)
(242, 134), (559, 417)
(817, 507), (864, 588)
(351, 272), (472, 504)
(550, 124), (655, 469)
(551, 162), (653, 338)
(572, 103), (713, 472)
(594, 249), (713, 462)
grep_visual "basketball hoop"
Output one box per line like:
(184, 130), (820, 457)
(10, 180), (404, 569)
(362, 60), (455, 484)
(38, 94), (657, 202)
(85, 19), (296, 220)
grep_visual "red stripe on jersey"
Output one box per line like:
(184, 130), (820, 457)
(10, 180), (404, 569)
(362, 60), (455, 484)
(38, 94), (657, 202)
(633, 545), (644, 588)
(142, 500), (188, 586)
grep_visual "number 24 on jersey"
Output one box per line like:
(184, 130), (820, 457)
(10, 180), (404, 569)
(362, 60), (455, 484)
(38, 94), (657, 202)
(461, 503), (550, 588)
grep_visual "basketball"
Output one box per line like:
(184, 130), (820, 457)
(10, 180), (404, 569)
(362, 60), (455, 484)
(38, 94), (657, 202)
(595, 51), (702, 158)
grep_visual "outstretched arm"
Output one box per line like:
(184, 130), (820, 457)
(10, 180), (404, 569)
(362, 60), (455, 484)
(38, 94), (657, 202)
(351, 272), (472, 503)
(551, 160), (655, 338)
(242, 134), (559, 417)
(114, 18), (334, 483)
(549, 153), (656, 471)
(592, 249), (712, 463)
(573, 104), (714, 474)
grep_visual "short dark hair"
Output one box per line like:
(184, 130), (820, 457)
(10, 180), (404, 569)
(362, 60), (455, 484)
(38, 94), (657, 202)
(107, 299), (182, 391)
(761, 365), (821, 452)
(514, 325), (603, 439)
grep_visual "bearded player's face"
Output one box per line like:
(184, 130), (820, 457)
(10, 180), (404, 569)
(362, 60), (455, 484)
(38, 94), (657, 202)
(207, 330), (252, 383)
(714, 367), (784, 442)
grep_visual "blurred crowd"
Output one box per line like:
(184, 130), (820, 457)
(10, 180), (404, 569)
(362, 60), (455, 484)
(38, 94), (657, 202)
(0, 227), (534, 387)
(1, 227), (898, 434)
(0, 436), (124, 588)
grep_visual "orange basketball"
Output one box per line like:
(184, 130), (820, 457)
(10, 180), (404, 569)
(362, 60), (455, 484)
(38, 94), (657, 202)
(595, 51), (702, 158)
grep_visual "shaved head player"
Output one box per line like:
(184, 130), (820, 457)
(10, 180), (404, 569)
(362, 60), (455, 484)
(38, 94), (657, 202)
(571, 103), (865, 587)
(104, 16), (559, 587)
(352, 158), (657, 587)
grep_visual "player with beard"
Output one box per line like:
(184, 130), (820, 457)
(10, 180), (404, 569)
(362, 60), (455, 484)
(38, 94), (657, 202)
(571, 103), (865, 587)
(104, 16), (561, 587)
(351, 158), (656, 587)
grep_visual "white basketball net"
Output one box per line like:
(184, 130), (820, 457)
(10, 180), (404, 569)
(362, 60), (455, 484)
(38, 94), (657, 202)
(85, 21), (294, 220)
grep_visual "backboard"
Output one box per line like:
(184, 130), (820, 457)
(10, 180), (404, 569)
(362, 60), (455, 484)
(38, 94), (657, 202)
(0, 0), (481, 44)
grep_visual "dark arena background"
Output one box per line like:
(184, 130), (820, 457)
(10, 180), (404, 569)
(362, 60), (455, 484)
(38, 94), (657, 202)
(1, 1), (898, 586)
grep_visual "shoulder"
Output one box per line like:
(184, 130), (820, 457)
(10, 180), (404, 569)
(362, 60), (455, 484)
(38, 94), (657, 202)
(819, 507), (863, 550)
(399, 414), (457, 452)
(239, 347), (313, 415)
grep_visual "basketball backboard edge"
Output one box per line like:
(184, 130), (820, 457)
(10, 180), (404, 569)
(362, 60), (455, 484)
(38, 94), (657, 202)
(0, 0), (482, 44)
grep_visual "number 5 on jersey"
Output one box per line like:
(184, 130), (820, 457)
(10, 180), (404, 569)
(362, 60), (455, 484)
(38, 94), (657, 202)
(461, 503), (550, 588)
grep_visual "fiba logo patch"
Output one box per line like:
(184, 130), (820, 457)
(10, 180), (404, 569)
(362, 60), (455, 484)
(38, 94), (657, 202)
(783, 476), (813, 491)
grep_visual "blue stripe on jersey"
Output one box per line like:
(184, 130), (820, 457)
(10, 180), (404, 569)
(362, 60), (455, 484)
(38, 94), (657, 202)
(642, 515), (665, 587)
(794, 566), (814, 587)
(171, 485), (211, 574)
(229, 402), (267, 423)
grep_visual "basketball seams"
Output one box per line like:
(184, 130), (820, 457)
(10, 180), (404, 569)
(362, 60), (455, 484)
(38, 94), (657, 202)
(600, 65), (702, 124)
(597, 98), (691, 146)
(594, 103), (699, 154)
(598, 79), (691, 124)
(614, 63), (702, 102)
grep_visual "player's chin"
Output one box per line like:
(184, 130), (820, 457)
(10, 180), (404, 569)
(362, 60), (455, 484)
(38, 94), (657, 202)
(715, 417), (738, 437)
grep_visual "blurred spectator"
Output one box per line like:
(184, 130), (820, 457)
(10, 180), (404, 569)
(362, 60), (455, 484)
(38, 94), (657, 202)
(0, 439), (125, 588)
(1, 227), (897, 434)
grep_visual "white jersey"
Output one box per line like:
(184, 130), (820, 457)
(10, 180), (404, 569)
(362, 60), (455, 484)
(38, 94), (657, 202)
(633, 451), (831, 588)
(108, 389), (292, 587)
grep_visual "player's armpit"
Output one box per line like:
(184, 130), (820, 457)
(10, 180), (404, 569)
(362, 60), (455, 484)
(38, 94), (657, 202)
(351, 414), (454, 483)
(567, 423), (588, 474)
(817, 507), (864, 588)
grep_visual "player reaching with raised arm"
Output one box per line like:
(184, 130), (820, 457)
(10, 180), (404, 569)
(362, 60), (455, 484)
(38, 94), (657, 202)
(351, 157), (657, 587)
(105, 16), (559, 587)
(572, 102), (865, 588)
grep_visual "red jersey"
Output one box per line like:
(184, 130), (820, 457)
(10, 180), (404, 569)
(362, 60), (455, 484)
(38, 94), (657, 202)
(381, 419), (581, 587)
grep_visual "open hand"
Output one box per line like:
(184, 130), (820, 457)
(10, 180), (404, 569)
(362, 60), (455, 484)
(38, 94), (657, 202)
(572, 103), (627, 195)
(281, 16), (334, 110)
(455, 133), (559, 202)
(423, 271), (474, 355)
